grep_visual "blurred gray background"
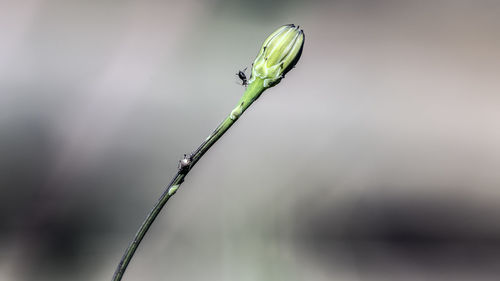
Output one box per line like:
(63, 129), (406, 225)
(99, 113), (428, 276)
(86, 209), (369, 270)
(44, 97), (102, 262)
(1, 0), (500, 280)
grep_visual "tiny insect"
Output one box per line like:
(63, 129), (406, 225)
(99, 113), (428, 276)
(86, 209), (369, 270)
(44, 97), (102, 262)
(236, 67), (248, 87)
(178, 154), (192, 173)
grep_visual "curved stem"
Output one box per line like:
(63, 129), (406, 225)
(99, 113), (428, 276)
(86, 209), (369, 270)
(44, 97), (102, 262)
(112, 80), (265, 281)
(111, 172), (184, 281)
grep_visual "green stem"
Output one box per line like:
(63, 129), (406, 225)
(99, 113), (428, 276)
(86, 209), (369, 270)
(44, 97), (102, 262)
(112, 79), (265, 281)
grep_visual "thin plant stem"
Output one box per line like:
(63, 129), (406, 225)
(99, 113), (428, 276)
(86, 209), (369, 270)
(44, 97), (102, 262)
(111, 23), (304, 280)
(111, 80), (265, 281)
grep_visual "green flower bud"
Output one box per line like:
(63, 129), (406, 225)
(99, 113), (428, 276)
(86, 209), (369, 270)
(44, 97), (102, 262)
(249, 24), (305, 88)
(229, 24), (304, 121)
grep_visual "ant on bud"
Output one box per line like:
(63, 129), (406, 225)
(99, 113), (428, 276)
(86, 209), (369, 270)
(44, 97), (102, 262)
(236, 67), (248, 87)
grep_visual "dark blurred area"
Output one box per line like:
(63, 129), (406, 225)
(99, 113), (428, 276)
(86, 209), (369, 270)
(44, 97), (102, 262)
(296, 192), (500, 280)
(1, 0), (500, 280)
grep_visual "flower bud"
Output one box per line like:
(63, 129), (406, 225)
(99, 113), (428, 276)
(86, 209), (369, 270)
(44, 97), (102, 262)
(229, 25), (304, 121)
(249, 24), (305, 88)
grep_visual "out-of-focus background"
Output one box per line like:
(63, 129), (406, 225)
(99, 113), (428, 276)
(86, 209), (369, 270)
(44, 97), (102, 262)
(1, 0), (500, 280)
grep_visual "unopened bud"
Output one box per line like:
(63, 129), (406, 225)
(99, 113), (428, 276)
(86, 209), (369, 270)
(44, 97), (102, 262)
(249, 24), (305, 88)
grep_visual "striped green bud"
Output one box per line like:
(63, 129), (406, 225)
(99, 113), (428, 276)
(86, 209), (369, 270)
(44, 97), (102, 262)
(249, 24), (305, 88)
